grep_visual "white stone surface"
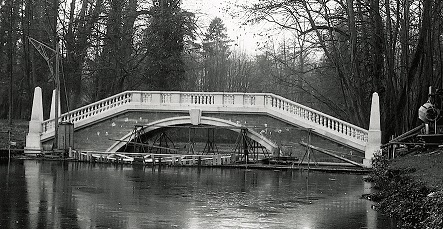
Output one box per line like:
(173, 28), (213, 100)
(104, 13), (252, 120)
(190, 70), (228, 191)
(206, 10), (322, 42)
(50, 89), (61, 119)
(25, 87), (43, 154)
(364, 92), (382, 168)
(189, 109), (202, 125)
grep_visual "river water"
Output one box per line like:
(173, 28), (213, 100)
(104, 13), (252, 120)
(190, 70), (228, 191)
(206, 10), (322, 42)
(0, 160), (394, 229)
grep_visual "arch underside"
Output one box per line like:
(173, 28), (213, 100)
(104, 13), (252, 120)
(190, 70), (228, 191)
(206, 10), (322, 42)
(106, 116), (279, 153)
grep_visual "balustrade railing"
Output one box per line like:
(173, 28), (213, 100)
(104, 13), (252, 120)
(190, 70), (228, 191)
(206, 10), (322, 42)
(42, 92), (133, 132)
(41, 91), (368, 146)
(265, 95), (368, 143)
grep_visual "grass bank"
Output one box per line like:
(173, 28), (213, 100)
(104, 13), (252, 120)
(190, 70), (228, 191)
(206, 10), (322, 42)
(367, 149), (443, 228)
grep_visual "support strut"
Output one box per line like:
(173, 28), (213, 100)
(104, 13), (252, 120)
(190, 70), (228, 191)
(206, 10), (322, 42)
(125, 125), (147, 153)
(153, 131), (175, 154)
(203, 128), (218, 155)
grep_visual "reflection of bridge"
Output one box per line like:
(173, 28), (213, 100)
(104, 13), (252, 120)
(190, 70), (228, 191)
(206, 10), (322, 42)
(24, 88), (381, 167)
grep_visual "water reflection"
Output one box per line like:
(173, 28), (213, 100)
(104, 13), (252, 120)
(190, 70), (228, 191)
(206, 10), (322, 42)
(0, 161), (394, 229)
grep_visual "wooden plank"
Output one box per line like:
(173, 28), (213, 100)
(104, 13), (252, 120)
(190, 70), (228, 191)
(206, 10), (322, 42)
(300, 142), (364, 167)
(382, 124), (424, 147)
(109, 138), (179, 152)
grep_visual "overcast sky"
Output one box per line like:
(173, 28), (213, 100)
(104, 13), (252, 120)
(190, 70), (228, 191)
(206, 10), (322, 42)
(181, 0), (263, 54)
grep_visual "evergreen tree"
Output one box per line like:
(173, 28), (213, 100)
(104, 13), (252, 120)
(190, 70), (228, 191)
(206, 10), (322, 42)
(202, 17), (230, 91)
(144, 0), (194, 90)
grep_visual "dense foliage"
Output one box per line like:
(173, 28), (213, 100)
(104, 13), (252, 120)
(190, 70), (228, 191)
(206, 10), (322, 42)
(1, 0), (443, 140)
(243, 0), (443, 140)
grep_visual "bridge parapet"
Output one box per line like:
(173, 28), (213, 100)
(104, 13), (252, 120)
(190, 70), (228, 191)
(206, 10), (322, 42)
(266, 94), (368, 144)
(42, 92), (133, 132)
(40, 91), (368, 151)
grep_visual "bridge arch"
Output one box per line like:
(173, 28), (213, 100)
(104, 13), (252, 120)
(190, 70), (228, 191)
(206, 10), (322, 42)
(106, 116), (279, 153)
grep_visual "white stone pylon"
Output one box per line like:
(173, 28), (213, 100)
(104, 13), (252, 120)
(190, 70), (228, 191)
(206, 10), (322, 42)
(364, 92), (382, 168)
(50, 89), (61, 119)
(25, 87), (44, 154)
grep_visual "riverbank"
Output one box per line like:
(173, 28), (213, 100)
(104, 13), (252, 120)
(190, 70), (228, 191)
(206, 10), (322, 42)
(0, 120), (27, 150)
(367, 148), (443, 228)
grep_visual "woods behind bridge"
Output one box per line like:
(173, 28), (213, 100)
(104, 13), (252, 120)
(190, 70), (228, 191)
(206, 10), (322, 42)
(0, 0), (442, 142)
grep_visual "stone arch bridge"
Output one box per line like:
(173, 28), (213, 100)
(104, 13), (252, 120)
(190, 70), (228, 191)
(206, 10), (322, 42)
(25, 89), (380, 167)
